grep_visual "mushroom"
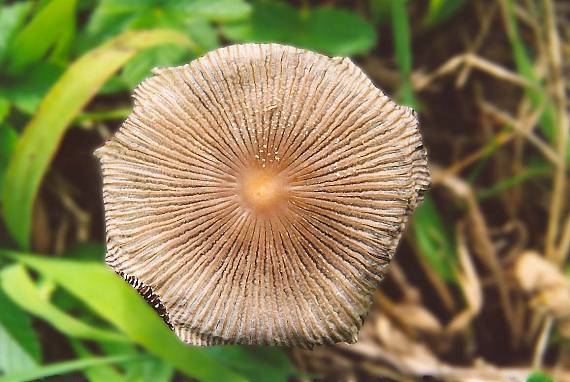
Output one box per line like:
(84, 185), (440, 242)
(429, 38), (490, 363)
(95, 43), (430, 347)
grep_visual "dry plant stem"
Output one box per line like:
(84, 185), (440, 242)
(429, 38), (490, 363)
(516, 1), (541, 39)
(436, 171), (518, 343)
(431, 130), (511, 183)
(456, 3), (498, 88)
(446, 223), (483, 334)
(47, 175), (91, 243)
(409, 237), (456, 312)
(359, 361), (412, 382)
(543, 0), (569, 265)
(413, 53), (535, 92)
(54, 218), (70, 255)
(559, 217), (570, 264)
(532, 315), (554, 369)
(478, 99), (560, 166)
(433, 95), (547, 183)
(386, 262), (421, 302)
(340, 314), (570, 382)
(509, 97), (533, 216)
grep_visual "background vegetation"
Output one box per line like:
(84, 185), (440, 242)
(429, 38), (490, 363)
(0, 0), (568, 381)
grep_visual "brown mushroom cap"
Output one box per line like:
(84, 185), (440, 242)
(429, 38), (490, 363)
(96, 43), (430, 347)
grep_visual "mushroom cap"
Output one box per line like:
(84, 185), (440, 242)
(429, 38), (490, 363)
(96, 43), (430, 347)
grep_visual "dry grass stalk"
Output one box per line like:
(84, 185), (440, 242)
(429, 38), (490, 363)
(543, 0), (570, 265)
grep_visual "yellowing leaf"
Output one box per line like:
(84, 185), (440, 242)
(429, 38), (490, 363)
(2, 29), (194, 249)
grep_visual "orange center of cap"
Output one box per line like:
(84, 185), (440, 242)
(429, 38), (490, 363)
(239, 169), (286, 213)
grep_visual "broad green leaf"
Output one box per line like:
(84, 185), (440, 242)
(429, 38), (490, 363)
(80, 0), (241, 53)
(121, 45), (190, 89)
(9, 254), (250, 382)
(0, 289), (40, 375)
(0, 124), (17, 192)
(79, 1), (139, 51)
(180, 0), (251, 22)
(0, 1), (32, 63)
(0, 63), (63, 114)
(1, 264), (129, 343)
(294, 7), (377, 56)
(223, 2), (299, 42)
(186, 18), (219, 52)
(1, 29), (194, 249)
(423, 0), (465, 26)
(0, 353), (142, 382)
(6, 0), (77, 73)
(49, 3), (76, 64)
(527, 370), (554, 382)
(412, 196), (457, 283)
(223, 2), (376, 56)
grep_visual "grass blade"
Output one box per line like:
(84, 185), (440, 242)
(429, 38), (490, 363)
(0, 354), (141, 382)
(1, 264), (129, 343)
(70, 340), (126, 382)
(499, 0), (559, 147)
(390, 0), (417, 108)
(1, 29), (194, 249)
(1, 252), (250, 382)
(423, 0), (465, 26)
(412, 196), (457, 283)
(0, 289), (40, 374)
(6, 0), (76, 73)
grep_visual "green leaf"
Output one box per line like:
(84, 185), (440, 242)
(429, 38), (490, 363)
(124, 356), (174, 382)
(49, 3), (76, 64)
(369, 0), (390, 26)
(71, 340), (126, 382)
(223, 2), (376, 56)
(0, 288), (40, 375)
(65, 242), (106, 261)
(223, 2), (299, 42)
(1, 29), (194, 249)
(1, 63), (63, 114)
(391, 0), (418, 109)
(79, 1), (140, 51)
(1, 264), (129, 343)
(0, 98), (10, 123)
(296, 7), (377, 56)
(94, 341), (174, 382)
(188, 0), (251, 22)
(423, 0), (465, 26)
(81, 0), (242, 53)
(0, 1), (32, 63)
(121, 45), (190, 89)
(0, 124), (17, 192)
(526, 370), (554, 382)
(7, 253), (250, 382)
(6, 0), (77, 73)
(206, 347), (295, 382)
(186, 18), (219, 52)
(412, 196), (457, 283)
(477, 162), (550, 200)
(0, 353), (142, 382)
(500, 0), (564, 159)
